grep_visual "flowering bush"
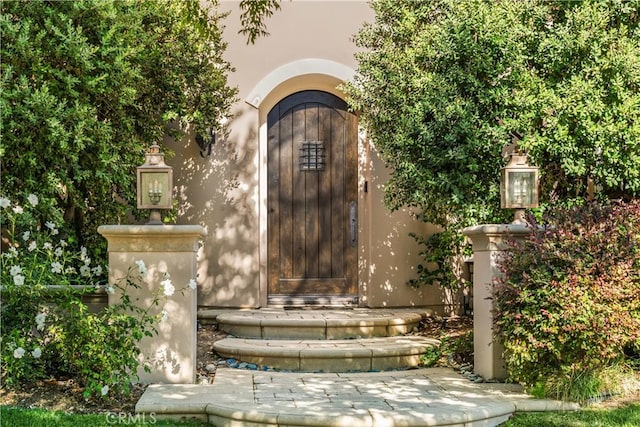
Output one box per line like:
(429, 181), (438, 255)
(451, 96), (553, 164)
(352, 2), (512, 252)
(494, 200), (640, 402)
(0, 194), (195, 398)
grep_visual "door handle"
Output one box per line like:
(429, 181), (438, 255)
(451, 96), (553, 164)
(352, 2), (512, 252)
(349, 201), (357, 247)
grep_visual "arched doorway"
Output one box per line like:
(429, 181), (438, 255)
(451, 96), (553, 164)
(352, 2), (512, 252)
(266, 90), (358, 306)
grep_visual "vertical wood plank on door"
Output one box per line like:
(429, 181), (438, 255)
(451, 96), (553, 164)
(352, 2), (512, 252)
(305, 104), (320, 279)
(331, 108), (345, 278)
(318, 106), (332, 278)
(292, 105), (307, 280)
(279, 109), (294, 281)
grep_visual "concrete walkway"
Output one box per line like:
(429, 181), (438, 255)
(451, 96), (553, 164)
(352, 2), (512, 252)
(136, 367), (579, 426)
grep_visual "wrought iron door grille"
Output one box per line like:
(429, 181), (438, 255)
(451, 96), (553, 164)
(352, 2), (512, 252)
(300, 141), (326, 171)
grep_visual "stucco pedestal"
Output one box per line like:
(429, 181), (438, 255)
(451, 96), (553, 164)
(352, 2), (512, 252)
(98, 225), (206, 384)
(462, 224), (530, 381)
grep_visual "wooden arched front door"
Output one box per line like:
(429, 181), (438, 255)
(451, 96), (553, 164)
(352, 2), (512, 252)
(267, 91), (358, 305)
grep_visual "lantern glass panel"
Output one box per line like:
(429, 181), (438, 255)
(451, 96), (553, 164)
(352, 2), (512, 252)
(507, 171), (536, 207)
(140, 172), (170, 207)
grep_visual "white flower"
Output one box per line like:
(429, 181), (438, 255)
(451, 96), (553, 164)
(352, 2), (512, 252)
(65, 266), (77, 274)
(101, 385), (109, 396)
(28, 241), (37, 252)
(92, 265), (103, 276)
(80, 246), (88, 261)
(10, 265), (22, 276)
(35, 313), (47, 331)
(0, 197), (10, 208)
(13, 275), (25, 286)
(43, 242), (52, 250)
(161, 278), (175, 297)
(135, 260), (147, 276)
(44, 222), (59, 234)
(32, 347), (42, 358)
(27, 194), (39, 206)
(12, 205), (23, 214)
(80, 265), (91, 277)
(54, 247), (63, 257)
(161, 309), (169, 321)
(188, 279), (197, 290)
(7, 247), (18, 258)
(13, 347), (25, 359)
(51, 261), (63, 274)
(22, 231), (30, 241)
(106, 285), (115, 295)
(59, 240), (68, 247)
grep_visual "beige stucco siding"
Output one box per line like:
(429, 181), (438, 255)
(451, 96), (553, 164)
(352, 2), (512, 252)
(168, 0), (450, 311)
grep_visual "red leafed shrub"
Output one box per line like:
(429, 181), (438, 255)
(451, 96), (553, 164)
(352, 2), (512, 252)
(494, 200), (640, 399)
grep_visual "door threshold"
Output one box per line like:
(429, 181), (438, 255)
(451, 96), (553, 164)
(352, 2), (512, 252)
(268, 294), (358, 309)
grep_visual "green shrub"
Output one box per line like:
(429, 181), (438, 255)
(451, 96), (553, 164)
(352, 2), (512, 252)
(1, 194), (193, 398)
(420, 326), (473, 368)
(420, 345), (442, 368)
(494, 200), (640, 401)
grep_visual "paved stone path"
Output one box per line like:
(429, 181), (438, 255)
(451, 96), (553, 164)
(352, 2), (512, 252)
(136, 367), (578, 426)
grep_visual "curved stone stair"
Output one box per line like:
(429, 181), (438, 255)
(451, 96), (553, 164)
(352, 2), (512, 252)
(209, 308), (439, 372)
(213, 335), (440, 372)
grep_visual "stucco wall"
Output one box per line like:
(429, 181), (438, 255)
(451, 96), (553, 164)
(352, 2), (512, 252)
(361, 149), (449, 309)
(168, 0), (451, 311)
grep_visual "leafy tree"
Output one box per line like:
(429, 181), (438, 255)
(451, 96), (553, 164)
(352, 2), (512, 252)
(239, 0), (281, 44)
(1, 0), (237, 249)
(345, 0), (640, 288)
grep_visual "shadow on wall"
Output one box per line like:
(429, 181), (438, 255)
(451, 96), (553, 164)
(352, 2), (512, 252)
(363, 141), (462, 314)
(166, 105), (260, 307)
(109, 252), (197, 383)
(367, 207), (459, 314)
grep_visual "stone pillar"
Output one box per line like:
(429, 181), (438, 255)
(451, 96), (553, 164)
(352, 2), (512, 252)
(462, 224), (529, 381)
(98, 225), (206, 384)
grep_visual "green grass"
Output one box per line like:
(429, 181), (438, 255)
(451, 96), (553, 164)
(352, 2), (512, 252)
(3, 404), (640, 427)
(0, 406), (210, 427)
(504, 404), (640, 427)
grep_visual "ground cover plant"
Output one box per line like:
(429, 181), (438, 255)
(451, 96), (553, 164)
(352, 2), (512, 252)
(418, 316), (473, 369)
(494, 200), (640, 403)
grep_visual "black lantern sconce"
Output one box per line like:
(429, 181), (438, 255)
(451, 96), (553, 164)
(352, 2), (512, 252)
(137, 144), (173, 225)
(500, 152), (539, 224)
(195, 127), (216, 158)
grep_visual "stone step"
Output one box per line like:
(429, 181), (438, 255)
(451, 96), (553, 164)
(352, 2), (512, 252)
(213, 336), (440, 372)
(211, 308), (431, 340)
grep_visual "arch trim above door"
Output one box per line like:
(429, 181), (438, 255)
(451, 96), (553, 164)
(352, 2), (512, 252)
(245, 59), (355, 108)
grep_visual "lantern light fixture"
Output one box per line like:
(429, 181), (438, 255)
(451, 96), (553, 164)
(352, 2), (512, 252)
(195, 127), (216, 158)
(137, 144), (173, 225)
(500, 152), (539, 224)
